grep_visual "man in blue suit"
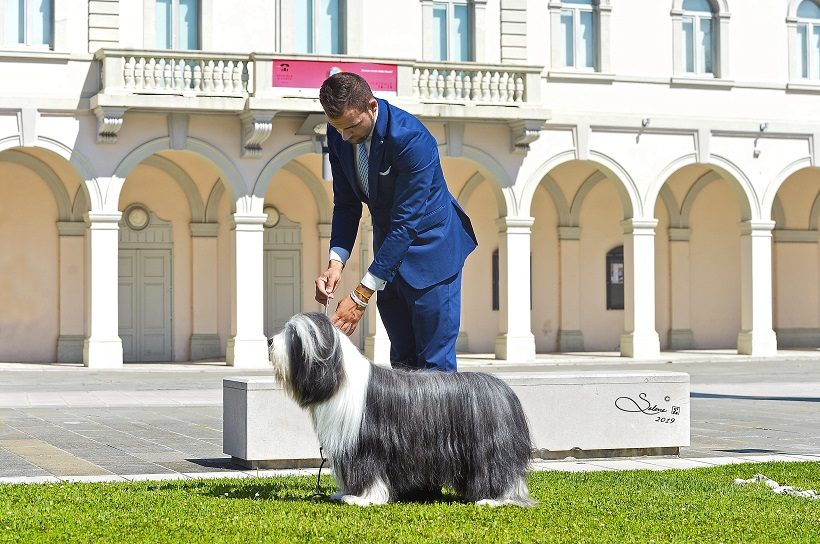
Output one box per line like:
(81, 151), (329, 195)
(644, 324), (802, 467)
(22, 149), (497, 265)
(314, 72), (477, 372)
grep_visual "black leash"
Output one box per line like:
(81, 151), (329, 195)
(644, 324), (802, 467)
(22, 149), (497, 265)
(311, 446), (329, 499)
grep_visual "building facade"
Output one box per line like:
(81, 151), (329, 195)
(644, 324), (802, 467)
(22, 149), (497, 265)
(1, 0), (819, 367)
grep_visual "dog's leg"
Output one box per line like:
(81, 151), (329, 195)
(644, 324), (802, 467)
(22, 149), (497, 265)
(340, 476), (390, 507)
(475, 477), (536, 507)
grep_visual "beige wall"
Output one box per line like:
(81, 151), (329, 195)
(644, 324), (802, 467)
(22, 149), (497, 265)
(688, 179), (742, 349)
(0, 162), (59, 362)
(531, 184), (560, 352)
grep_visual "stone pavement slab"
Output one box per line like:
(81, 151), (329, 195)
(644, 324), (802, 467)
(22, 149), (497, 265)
(0, 355), (818, 483)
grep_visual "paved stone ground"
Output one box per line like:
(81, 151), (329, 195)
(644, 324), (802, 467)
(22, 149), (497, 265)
(1, 352), (819, 484)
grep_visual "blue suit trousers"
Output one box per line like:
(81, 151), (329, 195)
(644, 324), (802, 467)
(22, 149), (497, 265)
(376, 271), (462, 372)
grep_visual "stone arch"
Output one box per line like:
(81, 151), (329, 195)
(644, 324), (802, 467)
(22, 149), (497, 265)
(647, 153), (758, 222)
(282, 162), (332, 224)
(809, 192), (820, 230)
(114, 137), (246, 213)
(680, 171), (723, 226)
(252, 140), (332, 223)
(439, 143), (514, 216)
(788, 0), (820, 18)
(455, 171), (507, 220)
(772, 196), (787, 227)
(568, 171), (608, 226)
(658, 185), (683, 228)
(141, 155), (206, 222)
(0, 135), (100, 212)
(205, 180), (226, 223)
(762, 157), (815, 218)
(0, 149), (73, 221)
(672, 0), (730, 14)
(72, 185), (89, 220)
(520, 150), (640, 220)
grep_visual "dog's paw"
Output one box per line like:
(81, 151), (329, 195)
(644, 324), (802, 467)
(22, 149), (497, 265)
(341, 494), (380, 507)
(475, 499), (504, 507)
(329, 491), (346, 502)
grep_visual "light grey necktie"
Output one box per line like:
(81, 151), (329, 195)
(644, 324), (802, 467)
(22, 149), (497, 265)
(356, 143), (369, 198)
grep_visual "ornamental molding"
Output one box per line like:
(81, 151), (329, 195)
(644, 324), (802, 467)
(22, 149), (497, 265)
(509, 119), (544, 155)
(240, 110), (277, 158)
(93, 106), (127, 144)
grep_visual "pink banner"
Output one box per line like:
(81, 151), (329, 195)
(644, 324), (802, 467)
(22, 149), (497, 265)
(272, 60), (397, 92)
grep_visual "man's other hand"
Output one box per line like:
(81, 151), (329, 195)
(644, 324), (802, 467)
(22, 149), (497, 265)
(315, 260), (344, 304)
(331, 294), (366, 336)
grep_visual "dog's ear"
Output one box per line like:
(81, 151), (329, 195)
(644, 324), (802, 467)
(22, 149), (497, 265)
(287, 313), (344, 406)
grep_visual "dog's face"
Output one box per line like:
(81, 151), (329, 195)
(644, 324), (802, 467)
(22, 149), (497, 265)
(269, 312), (345, 407)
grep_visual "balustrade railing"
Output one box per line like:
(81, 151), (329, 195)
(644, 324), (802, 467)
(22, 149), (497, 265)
(96, 51), (541, 108)
(98, 50), (250, 96)
(411, 64), (528, 104)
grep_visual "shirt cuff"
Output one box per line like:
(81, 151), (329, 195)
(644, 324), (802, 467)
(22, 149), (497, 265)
(329, 247), (350, 265)
(361, 271), (387, 291)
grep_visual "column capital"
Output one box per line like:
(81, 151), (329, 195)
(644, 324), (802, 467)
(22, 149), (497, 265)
(231, 213), (268, 230)
(558, 226), (581, 240)
(57, 221), (87, 236)
(620, 218), (658, 234)
(668, 227), (691, 241)
(190, 222), (220, 237)
(318, 222), (333, 238)
(739, 220), (776, 235)
(495, 216), (535, 233)
(85, 211), (122, 227)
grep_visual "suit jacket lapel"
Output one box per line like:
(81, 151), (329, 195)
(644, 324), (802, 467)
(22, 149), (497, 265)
(367, 99), (389, 201)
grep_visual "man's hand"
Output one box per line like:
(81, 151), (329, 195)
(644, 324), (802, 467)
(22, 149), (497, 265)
(315, 260), (344, 304)
(331, 294), (366, 336)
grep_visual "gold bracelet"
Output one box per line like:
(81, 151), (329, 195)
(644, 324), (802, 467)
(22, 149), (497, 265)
(354, 286), (373, 304)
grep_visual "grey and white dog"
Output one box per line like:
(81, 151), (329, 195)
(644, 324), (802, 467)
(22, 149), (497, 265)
(269, 312), (535, 507)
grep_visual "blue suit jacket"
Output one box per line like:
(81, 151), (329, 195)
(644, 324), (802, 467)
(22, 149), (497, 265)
(328, 98), (477, 289)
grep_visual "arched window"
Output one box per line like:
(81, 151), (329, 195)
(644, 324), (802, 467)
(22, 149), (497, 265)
(681, 0), (715, 75)
(672, 0), (729, 79)
(796, 0), (820, 79)
(2, 0), (53, 48)
(549, 0), (612, 74)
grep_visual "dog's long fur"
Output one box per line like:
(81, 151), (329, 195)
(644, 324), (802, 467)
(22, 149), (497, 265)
(269, 312), (535, 507)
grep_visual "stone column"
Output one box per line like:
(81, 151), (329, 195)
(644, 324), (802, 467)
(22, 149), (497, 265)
(668, 228), (694, 349)
(226, 213), (269, 367)
(557, 226), (584, 351)
(737, 220), (778, 355)
(83, 212), (123, 368)
(57, 221), (86, 363)
(190, 223), (221, 360)
(495, 217), (536, 362)
(620, 219), (660, 359)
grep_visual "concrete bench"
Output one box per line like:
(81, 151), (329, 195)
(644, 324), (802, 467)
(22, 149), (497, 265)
(223, 370), (690, 469)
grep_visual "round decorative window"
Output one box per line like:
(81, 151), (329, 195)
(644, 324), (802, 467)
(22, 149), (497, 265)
(125, 205), (150, 231)
(263, 205), (280, 228)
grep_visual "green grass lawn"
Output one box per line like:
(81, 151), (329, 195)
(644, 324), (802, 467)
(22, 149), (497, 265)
(1, 461), (818, 543)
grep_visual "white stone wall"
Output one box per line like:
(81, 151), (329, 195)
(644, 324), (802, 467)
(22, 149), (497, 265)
(0, 0), (818, 364)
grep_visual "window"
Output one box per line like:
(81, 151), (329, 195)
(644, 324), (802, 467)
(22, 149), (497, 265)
(293, 0), (345, 54)
(3, 0), (52, 48)
(681, 0), (715, 75)
(432, 1), (472, 62)
(559, 0), (595, 69)
(796, 0), (820, 79)
(155, 0), (199, 50)
(606, 246), (624, 310)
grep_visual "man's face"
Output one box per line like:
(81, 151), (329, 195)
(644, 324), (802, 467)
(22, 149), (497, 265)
(325, 98), (377, 145)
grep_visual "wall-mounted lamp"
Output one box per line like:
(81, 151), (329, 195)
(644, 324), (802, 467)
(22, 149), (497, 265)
(759, 122), (768, 132)
(313, 122), (331, 181)
(641, 118), (651, 128)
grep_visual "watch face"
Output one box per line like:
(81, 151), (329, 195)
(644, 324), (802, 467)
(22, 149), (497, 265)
(126, 206), (149, 230)
(264, 205), (280, 228)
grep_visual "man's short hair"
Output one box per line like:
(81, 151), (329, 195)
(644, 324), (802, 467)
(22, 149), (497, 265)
(319, 72), (374, 119)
